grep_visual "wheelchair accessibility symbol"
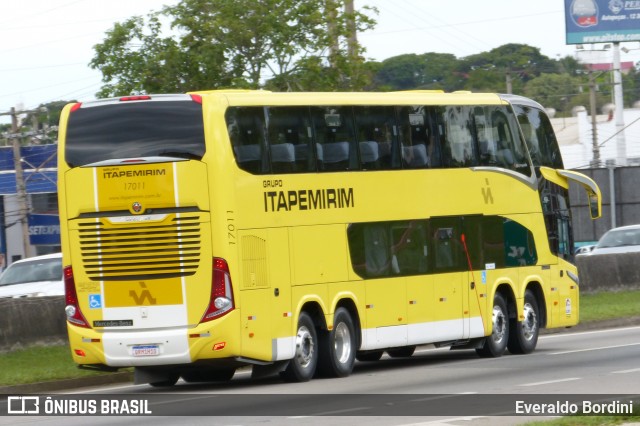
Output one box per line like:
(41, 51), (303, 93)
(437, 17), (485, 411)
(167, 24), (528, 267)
(89, 294), (102, 309)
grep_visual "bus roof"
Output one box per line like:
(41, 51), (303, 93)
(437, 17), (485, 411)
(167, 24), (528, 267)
(190, 90), (508, 107)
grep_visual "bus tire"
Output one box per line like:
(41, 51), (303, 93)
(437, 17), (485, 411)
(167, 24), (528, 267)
(149, 373), (179, 388)
(281, 312), (318, 382)
(476, 293), (509, 358)
(507, 289), (540, 354)
(181, 368), (236, 383)
(317, 307), (356, 377)
(356, 351), (383, 362)
(387, 346), (416, 358)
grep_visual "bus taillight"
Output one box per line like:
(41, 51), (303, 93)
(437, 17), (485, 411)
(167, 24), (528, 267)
(119, 95), (152, 102)
(200, 258), (235, 323)
(64, 266), (90, 328)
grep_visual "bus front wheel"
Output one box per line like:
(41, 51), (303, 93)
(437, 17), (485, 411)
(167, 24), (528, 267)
(281, 312), (318, 382)
(476, 293), (509, 358)
(507, 289), (540, 354)
(317, 307), (356, 377)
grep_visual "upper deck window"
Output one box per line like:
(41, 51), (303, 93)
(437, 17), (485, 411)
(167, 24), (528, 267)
(65, 100), (205, 167)
(226, 104), (532, 177)
(512, 104), (564, 170)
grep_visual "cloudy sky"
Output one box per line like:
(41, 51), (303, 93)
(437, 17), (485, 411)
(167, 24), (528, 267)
(2, 0), (639, 124)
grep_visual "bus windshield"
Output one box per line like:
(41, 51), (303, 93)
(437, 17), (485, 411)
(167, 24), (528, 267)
(65, 98), (205, 167)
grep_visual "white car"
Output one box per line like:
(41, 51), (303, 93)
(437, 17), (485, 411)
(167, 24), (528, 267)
(588, 225), (640, 255)
(0, 253), (64, 298)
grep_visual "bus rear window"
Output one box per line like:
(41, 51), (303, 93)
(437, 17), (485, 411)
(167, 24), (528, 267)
(65, 100), (205, 167)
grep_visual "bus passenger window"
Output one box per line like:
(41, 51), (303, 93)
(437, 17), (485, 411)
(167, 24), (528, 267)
(512, 104), (564, 170)
(267, 107), (315, 173)
(474, 107), (498, 166)
(311, 106), (357, 172)
(353, 106), (397, 170)
(347, 223), (392, 278)
(485, 107), (531, 176)
(398, 106), (438, 169)
(392, 221), (428, 275)
(442, 106), (476, 168)
(227, 107), (267, 174)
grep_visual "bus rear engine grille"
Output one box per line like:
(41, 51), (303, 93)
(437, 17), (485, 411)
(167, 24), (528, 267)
(78, 216), (201, 281)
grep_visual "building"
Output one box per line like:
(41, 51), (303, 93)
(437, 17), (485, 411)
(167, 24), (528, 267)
(0, 144), (59, 268)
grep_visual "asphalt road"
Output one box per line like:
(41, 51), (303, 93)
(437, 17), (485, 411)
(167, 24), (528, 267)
(1, 319), (638, 426)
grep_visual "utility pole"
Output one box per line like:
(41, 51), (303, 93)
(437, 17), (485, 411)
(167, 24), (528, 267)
(10, 107), (33, 259)
(345, 0), (357, 60)
(612, 42), (627, 166)
(588, 71), (601, 167)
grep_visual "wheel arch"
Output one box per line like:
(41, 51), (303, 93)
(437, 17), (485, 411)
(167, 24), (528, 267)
(299, 300), (326, 331)
(333, 297), (362, 350)
(495, 282), (517, 321)
(525, 281), (547, 328)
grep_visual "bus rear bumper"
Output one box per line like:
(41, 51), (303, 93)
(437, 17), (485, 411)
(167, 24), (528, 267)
(102, 328), (192, 367)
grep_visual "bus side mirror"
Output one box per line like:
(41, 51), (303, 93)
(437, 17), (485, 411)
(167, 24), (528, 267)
(588, 192), (600, 219)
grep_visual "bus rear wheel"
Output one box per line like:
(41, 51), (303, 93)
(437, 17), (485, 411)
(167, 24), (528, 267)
(148, 373), (179, 387)
(507, 289), (540, 354)
(476, 293), (509, 358)
(387, 346), (416, 358)
(181, 368), (236, 383)
(281, 312), (318, 382)
(356, 351), (383, 362)
(317, 307), (356, 377)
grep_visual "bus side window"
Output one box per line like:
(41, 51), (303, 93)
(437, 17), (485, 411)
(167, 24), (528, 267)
(227, 107), (268, 174)
(311, 106), (357, 172)
(474, 107), (498, 166)
(488, 107), (531, 176)
(391, 221), (428, 275)
(512, 104), (564, 170)
(441, 106), (476, 168)
(398, 106), (431, 169)
(429, 218), (463, 272)
(353, 106), (398, 170)
(267, 107), (316, 173)
(347, 223), (392, 278)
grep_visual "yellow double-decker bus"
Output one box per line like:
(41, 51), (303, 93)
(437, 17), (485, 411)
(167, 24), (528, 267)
(57, 90), (601, 386)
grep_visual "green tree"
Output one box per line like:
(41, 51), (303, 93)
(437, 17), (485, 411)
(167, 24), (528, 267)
(90, 0), (376, 96)
(523, 73), (585, 115)
(459, 44), (559, 93)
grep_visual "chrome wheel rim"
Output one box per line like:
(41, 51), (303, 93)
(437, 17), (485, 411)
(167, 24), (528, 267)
(491, 305), (506, 344)
(521, 302), (538, 341)
(294, 325), (314, 368)
(334, 322), (352, 364)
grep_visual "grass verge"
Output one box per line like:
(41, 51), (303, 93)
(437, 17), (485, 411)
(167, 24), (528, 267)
(525, 415), (640, 425)
(0, 345), (126, 387)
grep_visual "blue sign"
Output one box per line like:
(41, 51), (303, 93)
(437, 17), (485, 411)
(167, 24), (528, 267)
(89, 294), (102, 309)
(565, 0), (640, 44)
(0, 144), (57, 195)
(27, 214), (60, 245)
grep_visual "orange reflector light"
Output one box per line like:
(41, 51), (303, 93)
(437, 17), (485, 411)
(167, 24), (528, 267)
(74, 349), (86, 357)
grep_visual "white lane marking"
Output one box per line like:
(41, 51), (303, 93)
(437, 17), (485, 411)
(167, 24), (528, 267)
(550, 342), (640, 355)
(612, 367), (640, 374)
(541, 325), (640, 340)
(518, 377), (580, 387)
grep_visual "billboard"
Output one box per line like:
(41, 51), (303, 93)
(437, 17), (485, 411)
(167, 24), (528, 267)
(27, 214), (60, 245)
(565, 0), (640, 44)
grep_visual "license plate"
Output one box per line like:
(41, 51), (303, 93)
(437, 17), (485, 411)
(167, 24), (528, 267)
(132, 345), (160, 357)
